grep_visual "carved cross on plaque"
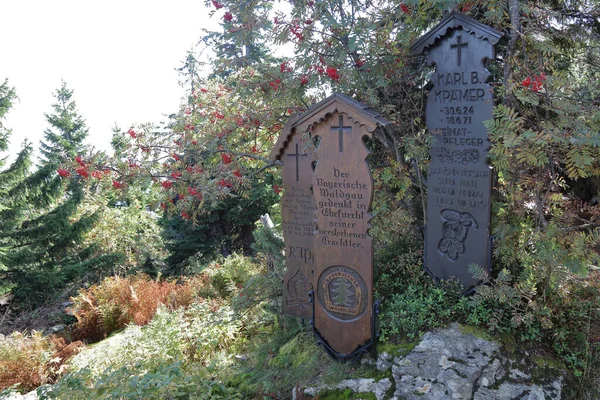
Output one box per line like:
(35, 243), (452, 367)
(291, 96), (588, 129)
(269, 114), (316, 320)
(287, 143), (309, 182)
(294, 93), (390, 359)
(330, 115), (352, 152)
(450, 35), (468, 66)
(412, 11), (503, 293)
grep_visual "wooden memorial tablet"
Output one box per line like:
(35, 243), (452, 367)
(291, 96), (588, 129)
(270, 115), (316, 319)
(295, 94), (389, 357)
(412, 12), (502, 291)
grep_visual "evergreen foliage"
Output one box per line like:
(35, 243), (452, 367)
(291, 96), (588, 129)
(2, 0), (600, 397)
(161, 175), (279, 274)
(1, 82), (121, 307)
(0, 80), (33, 297)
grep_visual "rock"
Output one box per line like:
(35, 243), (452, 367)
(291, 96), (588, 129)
(509, 368), (531, 380)
(0, 385), (51, 400)
(361, 355), (376, 366)
(301, 323), (565, 400)
(304, 378), (392, 400)
(391, 324), (564, 400)
(376, 351), (392, 371)
(478, 358), (505, 388)
(49, 324), (65, 333)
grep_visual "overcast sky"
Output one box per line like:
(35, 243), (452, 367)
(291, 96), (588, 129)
(1, 0), (221, 159)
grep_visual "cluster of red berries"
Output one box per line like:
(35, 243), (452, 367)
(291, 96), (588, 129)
(326, 67), (340, 81)
(522, 73), (546, 92)
(218, 179), (233, 188)
(221, 153), (232, 164)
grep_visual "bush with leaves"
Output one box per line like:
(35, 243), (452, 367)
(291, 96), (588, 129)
(205, 253), (262, 299)
(46, 304), (245, 399)
(0, 331), (83, 394)
(69, 274), (208, 343)
(469, 265), (600, 380)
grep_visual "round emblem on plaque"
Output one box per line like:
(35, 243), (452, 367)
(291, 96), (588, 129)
(317, 266), (368, 321)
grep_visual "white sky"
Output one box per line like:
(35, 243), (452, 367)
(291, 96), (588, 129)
(1, 0), (221, 159)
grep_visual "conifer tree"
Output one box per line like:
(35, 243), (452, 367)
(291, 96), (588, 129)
(3, 82), (120, 307)
(0, 79), (33, 297)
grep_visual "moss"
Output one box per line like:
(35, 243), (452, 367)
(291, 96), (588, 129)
(377, 340), (418, 358)
(315, 388), (377, 400)
(356, 366), (391, 381)
(498, 333), (517, 355)
(457, 324), (494, 342)
(384, 375), (396, 399)
(266, 331), (321, 370)
(321, 362), (355, 385)
(531, 355), (567, 384)
(532, 355), (566, 371)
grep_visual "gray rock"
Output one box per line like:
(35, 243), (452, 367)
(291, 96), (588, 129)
(475, 382), (545, 399)
(509, 368), (531, 380)
(49, 324), (65, 333)
(392, 323), (499, 399)
(301, 323), (564, 400)
(376, 351), (393, 371)
(478, 358), (506, 388)
(304, 378), (392, 400)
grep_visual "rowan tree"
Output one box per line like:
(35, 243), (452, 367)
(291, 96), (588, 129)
(80, 0), (600, 288)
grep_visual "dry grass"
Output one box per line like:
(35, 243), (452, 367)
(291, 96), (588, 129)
(70, 274), (208, 343)
(0, 331), (83, 393)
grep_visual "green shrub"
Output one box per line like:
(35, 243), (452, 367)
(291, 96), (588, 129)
(469, 266), (600, 379)
(373, 236), (468, 341)
(44, 361), (241, 399)
(378, 282), (468, 341)
(374, 240), (427, 300)
(206, 253), (260, 299)
(50, 301), (247, 398)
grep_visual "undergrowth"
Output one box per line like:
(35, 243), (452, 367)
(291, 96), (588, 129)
(70, 253), (256, 343)
(374, 234), (600, 398)
(2, 221), (599, 399)
(374, 238), (469, 341)
(45, 303), (246, 399)
(0, 332), (83, 394)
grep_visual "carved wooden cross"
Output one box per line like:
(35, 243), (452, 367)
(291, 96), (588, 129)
(330, 115), (352, 152)
(287, 143), (308, 181)
(450, 35), (468, 67)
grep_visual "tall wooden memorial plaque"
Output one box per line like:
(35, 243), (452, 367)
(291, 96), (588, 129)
(270, 115), (316, 319)
(295, 94), (390, 357)
(412, 12), (502, 291)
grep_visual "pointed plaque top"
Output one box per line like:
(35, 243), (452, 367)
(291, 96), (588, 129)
(294, 92), (391, 135)
(411, 11), (503, 55)
(269, 113), (301, 162)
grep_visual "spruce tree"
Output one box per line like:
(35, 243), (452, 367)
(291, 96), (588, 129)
(0, 79), (33, 297)
(3, 82), (120, 307)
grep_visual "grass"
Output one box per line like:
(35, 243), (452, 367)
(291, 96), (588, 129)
(2, 250), (599, 399)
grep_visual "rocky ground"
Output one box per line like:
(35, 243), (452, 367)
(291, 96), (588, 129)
(299, 323), (565, 400)
(2, 322), (569, 400)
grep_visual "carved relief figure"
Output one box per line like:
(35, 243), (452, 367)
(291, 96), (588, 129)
(286, 270), (312, 309)
(438, 209), (478, 261)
